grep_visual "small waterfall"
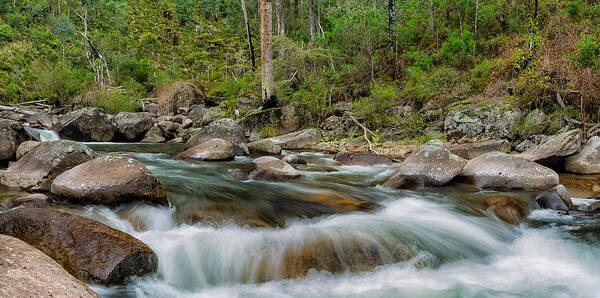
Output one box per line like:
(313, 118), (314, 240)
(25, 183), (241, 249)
(23, 125), (61, 142)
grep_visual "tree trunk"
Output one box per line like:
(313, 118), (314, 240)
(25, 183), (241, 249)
(309, 0), (315, 42)
(428, 0), (434, 33)
(241, 0), (256, 71)
(388, 0), (395, 36)
(474, 0), (479, 38)
(275, 0), (285, 35)
(293, 0), (299, 17)
(260, 0), (275, 105)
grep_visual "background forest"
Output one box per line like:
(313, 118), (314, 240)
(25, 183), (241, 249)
(0, 0), (599, 136)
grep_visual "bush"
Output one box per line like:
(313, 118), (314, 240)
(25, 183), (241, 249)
(574, 34), (600, 69)
(353, 83), (399, 127)
(0, 24), (17, 42)
(118, 57), (156, 92)
(440, 30), (475, 69)
(566, 1), (582, 19)
(74, 89), (139, 114)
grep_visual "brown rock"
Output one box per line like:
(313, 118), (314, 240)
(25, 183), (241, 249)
(15, 140), (40, 160)
(535, 184), (572, 211)
(141, 126), (166, 143)
(249, 156), (301, 181)
(519, 129), (583, 165)
(0, 141), (97, 191)
(266, 128), (321, 149)
(559, 174), (600, 199)
(0, 235), (99, 298)
(449, 139), (511, 160)
(51, 154), (168, 206)
(0, 208), (158, 285)
(485, 196), (530, 225)
(176, 138), (235, 161)
(334, 152), (393, 166)
(186, 118), (248, 155)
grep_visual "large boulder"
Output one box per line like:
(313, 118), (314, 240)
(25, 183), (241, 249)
(176, 138), (235, 161)
(484, 196), (530, 225)
(114, 112), (154, 141)
(15, 140), (40, 160)
(186, 118), (248, 155)
(535, 184), (572, 211)
(238, 106), (304, 142)
(519, 129), (582, 165)
(54, 107), (116, 142)
(382, 140), (466, 188)
(449, 139), (511, 160)
(0, 141), (97, 191)
(0, 208), (158, 285)
(141, 125), (166, 143)
(334, 152), (393, 166)
(51, 153), (168, 206)
(248, 139), (282, 155)
(565, 136), (600, 174)
(188, 105), (224, 127)
(0, 119), (26, 163)
(249, 156), (301, 181)
(444, 99), (522, 142)
(266, 128), (321, 149)
(157, 82), (204, 115)
(459, 151), (559, 190)
(0, 235), (99, 298)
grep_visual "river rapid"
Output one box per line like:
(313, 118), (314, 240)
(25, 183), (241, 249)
(9, 144), (600, 298)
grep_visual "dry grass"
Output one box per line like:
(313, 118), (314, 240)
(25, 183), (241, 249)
(156, 82), (204, 115)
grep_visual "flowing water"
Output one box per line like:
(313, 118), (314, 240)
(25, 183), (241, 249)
(3, 143), (600, 298)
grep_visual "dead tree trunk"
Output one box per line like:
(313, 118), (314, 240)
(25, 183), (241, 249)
(76, 8), (111, 89)
(260, 0), (275, 106)
(388, 0), (395, 37)
(274, 0), (285, 35)
(309, 0), (315, 42)
(241, 0), (256, 71)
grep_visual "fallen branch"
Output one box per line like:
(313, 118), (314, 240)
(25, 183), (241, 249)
(12, 99), (46, 106)
(345, 111), (378, 153)
(0, 105), (37, 116)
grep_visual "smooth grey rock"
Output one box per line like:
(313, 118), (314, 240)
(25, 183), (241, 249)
(565, 136), (600, 174)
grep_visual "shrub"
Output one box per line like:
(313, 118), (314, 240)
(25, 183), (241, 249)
(118, 57), (156, 92)
(567, 1), (582, 19)
(440, 30), (475, 69)
(0, 24), (17, 42)
(422, 132), (445, 144)
(574, 34), (600, 69)
(353, 83), (399, 127)
(73, 89), (139, 114)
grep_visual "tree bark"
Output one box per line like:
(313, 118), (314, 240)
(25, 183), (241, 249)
(474, 0), (479, 38)
(309, 0), (315, 42)
(260, 0), (275, 104)
(241, 0), (256, 71)
(388, 0), (395, 35)
(275, 0), (285, 35)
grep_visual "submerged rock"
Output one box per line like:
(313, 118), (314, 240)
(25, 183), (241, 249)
(535, 184), (572, 211)
(382, 140), (466, 188)
(114, 112), (154, 141)
(0, 235), (99, 298)
(0, 208), (158, 285)
(54, 107), (116, 142)
(334, 152), (393, 166)
(565, 136), (600, 174)
(519, 129), (582, 165)
(15, 140), (40, 160)
(51, 153), (168, 206)
(0, 119), (26, 163)
(460, 151), (559, 190)
(249, 156), (301, 181)
(176, 138), (235, 161)
(280, 236), (414, 279)
(11, 193), (49, 208)
(0, 141), (97, 191)
(485, 196), (530, 225)
(248, 139), (282, 155)
(559, 174), (600, 199)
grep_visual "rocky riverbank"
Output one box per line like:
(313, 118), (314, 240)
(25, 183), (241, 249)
(1, 87), (600, 295)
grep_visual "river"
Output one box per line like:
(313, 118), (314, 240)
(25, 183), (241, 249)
(4, 144), (600, 297)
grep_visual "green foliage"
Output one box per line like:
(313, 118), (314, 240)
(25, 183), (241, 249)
(260, 124), (277, 138)
(78, 89), (140, 114)
(353, 83), (399, 127)
(0, 24), (17, 41)
(574, 34), (600, 69)
(566, 1), (582, 19)
(470, 59), (498, 91)
(440, 30), (475, 69)
(422, 132), (445, 144)
(176, 0), (197, 24)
